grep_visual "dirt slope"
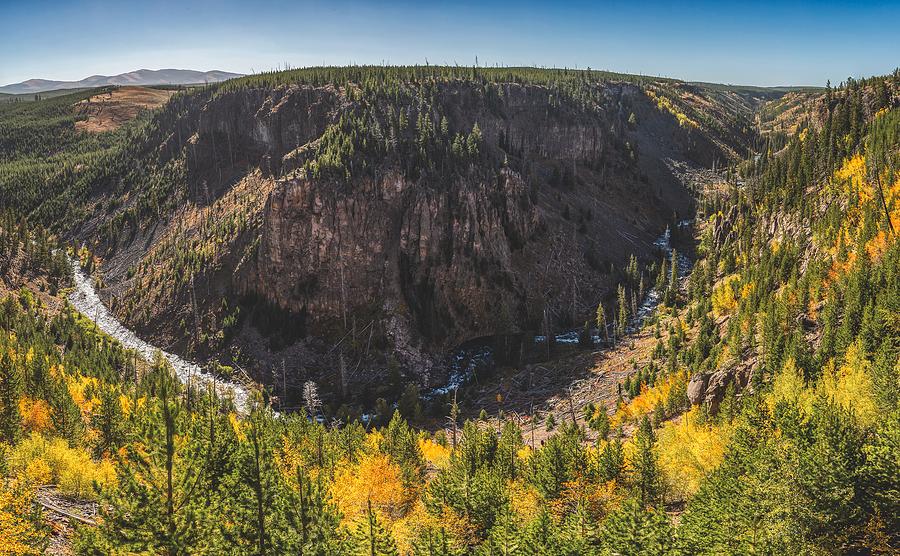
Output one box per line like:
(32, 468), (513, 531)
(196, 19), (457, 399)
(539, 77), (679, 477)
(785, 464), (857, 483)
(75, 86), (175, 133)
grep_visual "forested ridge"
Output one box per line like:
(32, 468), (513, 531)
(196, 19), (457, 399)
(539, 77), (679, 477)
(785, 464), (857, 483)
(0, 65), (753, 237)
(0, 69), (898, 554)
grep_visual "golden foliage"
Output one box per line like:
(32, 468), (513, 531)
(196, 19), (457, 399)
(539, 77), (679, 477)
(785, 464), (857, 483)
(508, 478), (541, 522)
(820, 340), (879, 427)
(865, 230), (892, 263)
(22, 458), (52, 486)
(418, 437), (450, 468)
(769, 357), (813, 415)
(118, 394), (145, 418)
(656, 407), (730, 499)
(0, 483), (44, 556)
(389, 500), (444, 555)
(612, 369), (688, 428)
(331, 453), (412, 524)
(18, 398), (52, 434)
(711, 273), (742, 318)
(769, 344), (881, 429)
(275, 435), (307, 481)
(64, 373), (100, 419)
(552, 476), (620, 519)
(645, 89), (699, 128)
(826, 155), (900, 278)
(516, 445), (533, 463)
(622, 436), (637, 470)
(836, 153), (867, 191)
(228, 412), (245, 442)
(8, 434), (116, 499)
(828, 245), (858, 282)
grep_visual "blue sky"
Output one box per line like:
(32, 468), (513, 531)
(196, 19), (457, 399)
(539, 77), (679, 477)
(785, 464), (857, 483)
(1, 0), (898, 87)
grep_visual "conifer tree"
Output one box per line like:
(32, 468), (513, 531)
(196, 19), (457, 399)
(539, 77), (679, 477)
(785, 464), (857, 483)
(351, 500), (399, 556)
(227, 399), (289, 555)
(49, 375), (83, 444)
(632, 417), (664, 507)
(600, 498), (679, 556)
(665, 250), (679, 306)
(596, 302), (609, 343)
(617, 284), (629, 339)
(599, 437), (625, 482)
(94, 383), (124, 457)
(95, 354), (215, 554)
(412, 526), (461, 556)
(0, 347), (23, 444)
(286, 465), (343, 555)
(520, 509), (556, 555)
(479, 505), (520, 556)
(380, 411), (425, 486)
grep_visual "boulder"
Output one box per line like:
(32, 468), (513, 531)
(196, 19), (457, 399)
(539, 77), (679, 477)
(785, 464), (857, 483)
(704, 369), (733, 411)
(687, 373), (710, 405)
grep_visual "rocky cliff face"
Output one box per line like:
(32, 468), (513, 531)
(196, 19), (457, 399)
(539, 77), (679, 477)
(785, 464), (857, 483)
(249, 167), (537, 354)
(88, 75), (763, 396)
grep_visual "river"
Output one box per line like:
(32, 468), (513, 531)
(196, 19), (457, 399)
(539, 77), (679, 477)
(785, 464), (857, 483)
(67, 258), (250, 411)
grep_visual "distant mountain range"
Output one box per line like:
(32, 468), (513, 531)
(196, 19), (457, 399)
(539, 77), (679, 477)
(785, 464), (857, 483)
(0, 69), (243, 95)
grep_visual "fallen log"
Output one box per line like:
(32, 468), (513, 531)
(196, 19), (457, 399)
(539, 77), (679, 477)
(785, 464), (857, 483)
(37, 497), (97, 526)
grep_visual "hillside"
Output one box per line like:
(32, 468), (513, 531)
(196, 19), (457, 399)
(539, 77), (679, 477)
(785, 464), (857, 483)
(74, 86), (177, 133)
(0, 69), (897, 555)
(0, 67), (781, 406)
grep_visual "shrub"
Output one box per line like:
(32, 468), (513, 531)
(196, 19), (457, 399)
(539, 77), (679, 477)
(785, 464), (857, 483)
(8, 433), (115, 499)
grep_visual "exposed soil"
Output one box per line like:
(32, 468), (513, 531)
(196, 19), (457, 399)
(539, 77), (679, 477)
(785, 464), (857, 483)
(453, 299), (695, 446)
(75, 86), (175, 133)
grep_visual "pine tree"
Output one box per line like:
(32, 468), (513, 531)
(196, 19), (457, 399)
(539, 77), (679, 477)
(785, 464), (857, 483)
(351, 500), (399, 556)
(617, 285), (629, 339)
(665, 250), (679, 306)
(600, 498), (679, 556)
(558, 501), (601, 555)
(286, 465), (343, 555)
(94, 383), (124, 457)
(594, 302), (604, 341)
(412, 526), (460, 556)
(49, 375), (83, 444)
(579, 319), (592, 347)
(627, 254), (639, 285)
(860, 408), (900, 546)
(520, 509), (560, 555)
(680, 400), (805, 555)
(380, 411), (425, 486)
(586, 405), (610, 440)
(0, 347), (23, 444)
(656, 257), (668, 291)
(95, 355), (215, 554)
(479, 505), (520, 556)
(227, 399), (289, 555)
(632, 417), (663, 507)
